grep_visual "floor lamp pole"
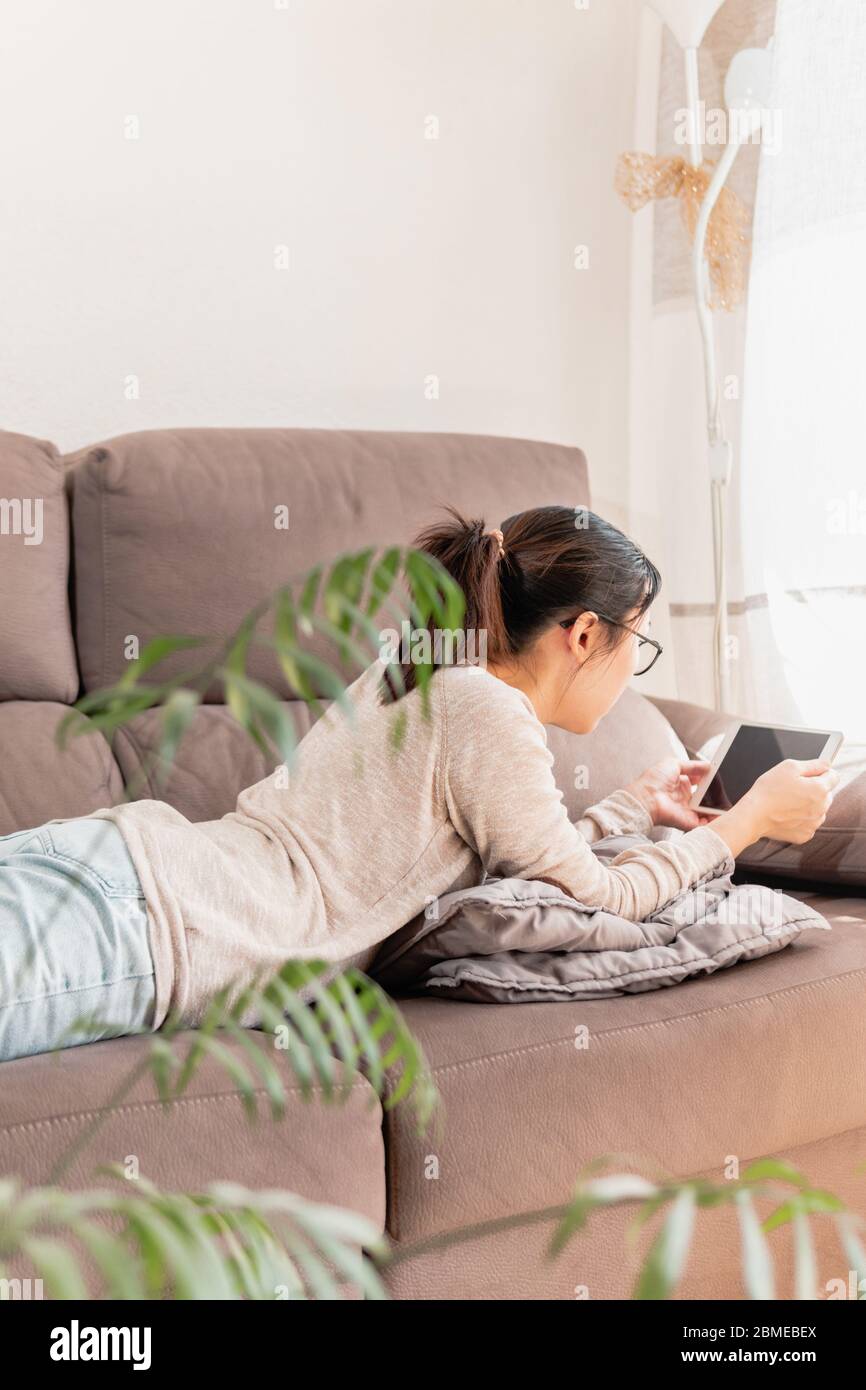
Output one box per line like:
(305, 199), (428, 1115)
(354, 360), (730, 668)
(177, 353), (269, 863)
(684, 46), (732, 714)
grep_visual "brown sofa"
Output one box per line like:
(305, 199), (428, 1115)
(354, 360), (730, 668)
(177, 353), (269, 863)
(2, 426), (866, 1300)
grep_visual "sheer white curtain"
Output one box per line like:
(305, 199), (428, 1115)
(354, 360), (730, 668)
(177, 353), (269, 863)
(628, 0), (865, 754)
(734, 0), (866, 742)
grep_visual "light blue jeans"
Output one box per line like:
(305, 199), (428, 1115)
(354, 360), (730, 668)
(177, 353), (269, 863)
(0, 818), (157, 1063)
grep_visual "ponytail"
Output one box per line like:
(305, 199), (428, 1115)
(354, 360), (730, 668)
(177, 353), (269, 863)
(413, 508), (511, 659)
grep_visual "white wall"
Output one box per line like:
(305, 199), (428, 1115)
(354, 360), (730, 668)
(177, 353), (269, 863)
(1, 0), (638, 516)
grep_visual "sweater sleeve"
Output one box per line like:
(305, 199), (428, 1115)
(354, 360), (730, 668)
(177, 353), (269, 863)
(573, 787), (655, 842)
(441, 669), (731, 923)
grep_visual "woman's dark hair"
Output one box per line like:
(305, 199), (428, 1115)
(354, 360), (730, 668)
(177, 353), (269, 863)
(383, 503), (661, 698)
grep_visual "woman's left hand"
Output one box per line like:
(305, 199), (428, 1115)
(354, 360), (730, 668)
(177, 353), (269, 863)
(626, 758), (715, 831)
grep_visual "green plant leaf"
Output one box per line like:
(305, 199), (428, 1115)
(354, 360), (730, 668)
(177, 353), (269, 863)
(299, 565), (322, 619)
(306, 977), (364, 1104)
(223, 670), (296, 764)
(117, 635), (208, 689)
(310, 601), (383, 670)
(550, 1193), (601, 1256)
(307, 1228), (387, 1300)
(324, 550), (374, 633)
(20, 1236), (90, 1299)
(124, 1204), (216, 1300)
(278, 1227), (342, 1300)
(356, 975), (436, 1124)
(740, 1158), (811, 1188)
(177, 1033), (262, 1120)
(218, 1019), (289, 1120)
(204, 1210), (268, 1298)
(157, 1195), (240, 1300)
(366, 547), (401, 618)
(253, 994), (318, 1099)
(326, 972), (385, 1097)
(556, 1174), (661, 1258)
(735, 1189), (775, 1299)
(837, 1212), (866, 1291)
(262, 970), (339, 1104)
(57, 686), (168, 748)
(148, 1036), (180, 1101)
(634, 1186), (696, 1300)
(273, 589), (321, 711)
(763, 1187), (845, 1233)
(4, 1173), (391, 1302)
(793, 1208), (816, 1301)
(68, 1219), (146, 1300)
(225, 612), (259, 676)
(156, 688), (201, 775)
(389, 705), (408, 750)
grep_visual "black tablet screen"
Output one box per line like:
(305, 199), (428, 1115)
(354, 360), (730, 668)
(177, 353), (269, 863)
(700, 725), (829, 811)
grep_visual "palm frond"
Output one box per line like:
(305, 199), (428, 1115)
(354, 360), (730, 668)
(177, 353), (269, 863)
(553, 1158), (856, 1300)
(0, 1172), (387, 1301)
(150, 962), (438, 1132)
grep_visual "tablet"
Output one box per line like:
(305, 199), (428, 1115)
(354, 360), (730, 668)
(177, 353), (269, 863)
(690, 719), (844, 816)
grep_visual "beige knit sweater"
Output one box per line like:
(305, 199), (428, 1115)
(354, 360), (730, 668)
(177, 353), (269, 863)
(90, 663), (730, 1028)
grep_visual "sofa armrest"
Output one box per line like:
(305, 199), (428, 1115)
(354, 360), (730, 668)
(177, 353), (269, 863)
(650, 697), (866, 892)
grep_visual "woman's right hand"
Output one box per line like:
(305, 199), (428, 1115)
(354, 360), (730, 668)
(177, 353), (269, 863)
(739, 758), (839, 844)
(710, 758), (839, 860)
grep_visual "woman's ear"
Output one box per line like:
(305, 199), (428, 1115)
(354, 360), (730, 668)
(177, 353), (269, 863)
(565, 611), (599, 664)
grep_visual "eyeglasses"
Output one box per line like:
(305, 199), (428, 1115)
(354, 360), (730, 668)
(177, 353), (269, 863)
(558, 611), (663, 677)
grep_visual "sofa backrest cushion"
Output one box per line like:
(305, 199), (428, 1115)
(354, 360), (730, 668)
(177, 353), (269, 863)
(66, 428), (588, 699)
(0, 431), (79, 702)
(0, 703), (123, 835)
(547, 687), (688, 822)
(108, 686), (685, 828)
(111, 703), (313, 822)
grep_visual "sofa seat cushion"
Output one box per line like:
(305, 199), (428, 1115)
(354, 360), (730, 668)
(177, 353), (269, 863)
(382, 897), (866, 1243)
(0, 702), (124, 836)
(0, 431), (78, 702)
(381, 1123), (866, 1300)
(0, 1031), (385, 1225)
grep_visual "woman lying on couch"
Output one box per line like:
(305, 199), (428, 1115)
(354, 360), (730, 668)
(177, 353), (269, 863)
(0, 505), (838, 1061)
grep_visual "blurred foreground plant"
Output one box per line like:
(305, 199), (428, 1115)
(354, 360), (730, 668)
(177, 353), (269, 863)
(554, 1156), (866, 1300)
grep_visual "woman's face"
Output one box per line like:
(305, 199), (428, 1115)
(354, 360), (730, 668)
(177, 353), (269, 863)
(548, 605), (651, 734)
